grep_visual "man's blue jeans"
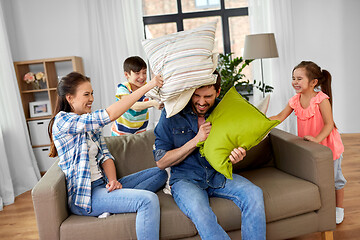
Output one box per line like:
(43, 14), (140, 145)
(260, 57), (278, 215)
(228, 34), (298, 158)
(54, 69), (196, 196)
(171, 173), (266, 240)
(70, 167), (167, 240)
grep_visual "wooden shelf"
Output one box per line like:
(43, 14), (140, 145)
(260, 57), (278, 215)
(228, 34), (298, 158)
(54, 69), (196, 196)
(21, 89), (49, 94)
(26, 116), (52, 121)
(14, 56), (84, 121)
(14, 57), (84, 139)
(32, 144), (51, 148)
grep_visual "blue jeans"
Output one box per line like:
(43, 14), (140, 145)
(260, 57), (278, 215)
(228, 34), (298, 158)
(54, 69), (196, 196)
(171, 174), (266, 240)
(70, 167), (167, 240)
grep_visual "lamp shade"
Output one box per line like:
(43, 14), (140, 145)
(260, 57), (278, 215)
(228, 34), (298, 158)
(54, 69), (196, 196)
(243, 33), (279, 60)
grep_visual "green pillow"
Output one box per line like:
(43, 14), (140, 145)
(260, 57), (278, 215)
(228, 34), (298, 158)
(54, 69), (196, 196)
(197, 87), (280, 179)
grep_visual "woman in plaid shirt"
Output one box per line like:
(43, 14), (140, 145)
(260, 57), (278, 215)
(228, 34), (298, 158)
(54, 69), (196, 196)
(48, 72), (167, 239)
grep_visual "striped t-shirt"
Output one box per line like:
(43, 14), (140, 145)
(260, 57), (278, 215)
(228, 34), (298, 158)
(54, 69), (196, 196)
(111, 82), (149, 136)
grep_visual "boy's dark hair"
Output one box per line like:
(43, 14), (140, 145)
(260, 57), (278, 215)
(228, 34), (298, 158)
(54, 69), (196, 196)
(123, 56), (147, 73)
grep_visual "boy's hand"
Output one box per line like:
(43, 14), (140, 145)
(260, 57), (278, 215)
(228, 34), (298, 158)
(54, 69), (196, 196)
(152, 100), (164, 110)
(150, 74), (164, 88)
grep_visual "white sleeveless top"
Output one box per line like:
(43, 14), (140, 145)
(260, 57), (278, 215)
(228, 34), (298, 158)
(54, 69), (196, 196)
(87, 137), (103, 182)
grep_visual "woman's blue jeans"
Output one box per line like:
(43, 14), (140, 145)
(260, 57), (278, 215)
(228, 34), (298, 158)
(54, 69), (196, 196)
(70, 167), (167, 240)
(171, 173), (266, 240)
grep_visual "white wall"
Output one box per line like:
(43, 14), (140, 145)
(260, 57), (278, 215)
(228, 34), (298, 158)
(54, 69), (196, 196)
(2, 0), (98, 110)
(3, 0), (360, 133)
(291, 0), (360, 133)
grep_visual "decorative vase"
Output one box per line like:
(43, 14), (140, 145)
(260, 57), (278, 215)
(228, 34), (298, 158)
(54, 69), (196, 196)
(32, 81), (40, 90)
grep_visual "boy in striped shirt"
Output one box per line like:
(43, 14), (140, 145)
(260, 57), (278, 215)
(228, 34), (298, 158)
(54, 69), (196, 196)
(111, 56), (163, 136)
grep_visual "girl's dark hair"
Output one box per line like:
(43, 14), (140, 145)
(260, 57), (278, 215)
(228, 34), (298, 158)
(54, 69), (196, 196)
(48, 72), (90, 157)
(123, 56), (147, 73)
(293, 61), (333, 106)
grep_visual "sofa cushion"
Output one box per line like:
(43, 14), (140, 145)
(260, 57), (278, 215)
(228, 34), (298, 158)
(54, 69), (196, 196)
(60, 213), (137, 240)
(158, 192), (198, 239)
(105, 131), (156, 178)
(60, 192), (198, 240)
(241, 167), (322, 223)
(233, 134), (274, 172)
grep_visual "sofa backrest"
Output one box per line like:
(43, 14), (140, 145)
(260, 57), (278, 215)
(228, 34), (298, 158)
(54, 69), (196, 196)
(105, 129), (275, 178)
(232, 135), (274, 173)
(105, 130), (157, 178)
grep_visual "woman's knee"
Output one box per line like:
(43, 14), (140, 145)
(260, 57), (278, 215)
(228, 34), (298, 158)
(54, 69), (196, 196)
(140, 191), (160, 208)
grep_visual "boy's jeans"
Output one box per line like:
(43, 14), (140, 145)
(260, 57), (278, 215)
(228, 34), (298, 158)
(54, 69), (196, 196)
(70, 167), (167, 240)
(171, 173), (266, 240)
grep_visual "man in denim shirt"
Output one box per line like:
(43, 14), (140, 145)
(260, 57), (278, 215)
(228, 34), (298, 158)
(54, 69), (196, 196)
(153, 72), (266, 240)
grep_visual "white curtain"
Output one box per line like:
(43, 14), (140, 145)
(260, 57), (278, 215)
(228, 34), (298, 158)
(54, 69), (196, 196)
(249, 0), (297, 134)
(0, 2), (40, 210)
(83, 0), (160, 136)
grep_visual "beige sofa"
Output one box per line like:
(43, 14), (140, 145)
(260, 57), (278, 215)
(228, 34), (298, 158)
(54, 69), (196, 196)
(32, 128), (336, 239)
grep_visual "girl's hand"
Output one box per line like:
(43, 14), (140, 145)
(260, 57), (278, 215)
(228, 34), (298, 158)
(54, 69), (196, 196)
(149, 74), (164, 88)
(229, 147), (246, 164)
(106, 180), (122, 192)
(304, 135), (319, 143)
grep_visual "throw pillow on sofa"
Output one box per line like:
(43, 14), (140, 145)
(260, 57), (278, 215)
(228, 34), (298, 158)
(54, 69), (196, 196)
(197, 87), (280, 179)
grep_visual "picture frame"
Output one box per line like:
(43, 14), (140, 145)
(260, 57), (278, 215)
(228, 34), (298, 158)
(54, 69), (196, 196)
(29, 100), (52, 118)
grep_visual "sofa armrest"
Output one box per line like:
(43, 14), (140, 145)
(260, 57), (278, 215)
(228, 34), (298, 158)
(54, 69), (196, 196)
(31, 159), (68, 240)
(269, 128), (336, 231)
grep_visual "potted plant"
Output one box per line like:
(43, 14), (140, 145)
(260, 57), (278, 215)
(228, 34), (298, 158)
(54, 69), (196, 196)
(216, 53), (273, 100)
(216, 53), (253, 100)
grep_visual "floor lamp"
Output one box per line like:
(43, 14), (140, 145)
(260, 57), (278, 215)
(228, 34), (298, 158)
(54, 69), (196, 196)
(243, 33), (279, 97)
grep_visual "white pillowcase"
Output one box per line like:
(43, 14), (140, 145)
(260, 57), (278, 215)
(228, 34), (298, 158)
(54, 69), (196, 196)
(142, 21), (218, 117)
(256, 95), (271, 114)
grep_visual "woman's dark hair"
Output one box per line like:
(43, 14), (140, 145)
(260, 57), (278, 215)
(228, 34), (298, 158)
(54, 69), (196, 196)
(293, 61), (333, 106)
(48, 72), (90, 157)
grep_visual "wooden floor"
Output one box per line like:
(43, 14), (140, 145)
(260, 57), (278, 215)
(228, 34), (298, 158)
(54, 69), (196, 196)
(0, 133), (359, 240)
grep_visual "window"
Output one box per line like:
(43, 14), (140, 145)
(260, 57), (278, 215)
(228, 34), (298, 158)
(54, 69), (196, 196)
(142, 0), (249, 57)
(195, 0), (220, 9)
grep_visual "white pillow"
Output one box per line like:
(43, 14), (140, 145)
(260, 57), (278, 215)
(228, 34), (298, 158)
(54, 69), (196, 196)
(142, 21), (218, 117)
(255, 95), (271, 114)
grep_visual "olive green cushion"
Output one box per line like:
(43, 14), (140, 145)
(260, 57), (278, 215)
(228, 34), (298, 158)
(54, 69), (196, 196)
(197, 87), (280, 179)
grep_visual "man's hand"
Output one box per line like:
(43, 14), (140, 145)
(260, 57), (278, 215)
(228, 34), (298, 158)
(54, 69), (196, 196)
(106, 180), (123, 192)
(195, 122), (212, 143)
(229, 147), (246, 164)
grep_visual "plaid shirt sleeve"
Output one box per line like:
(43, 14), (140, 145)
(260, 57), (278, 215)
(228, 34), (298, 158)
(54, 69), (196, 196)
(97, 132), (114, 166)
(55, 109), (111, 136)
